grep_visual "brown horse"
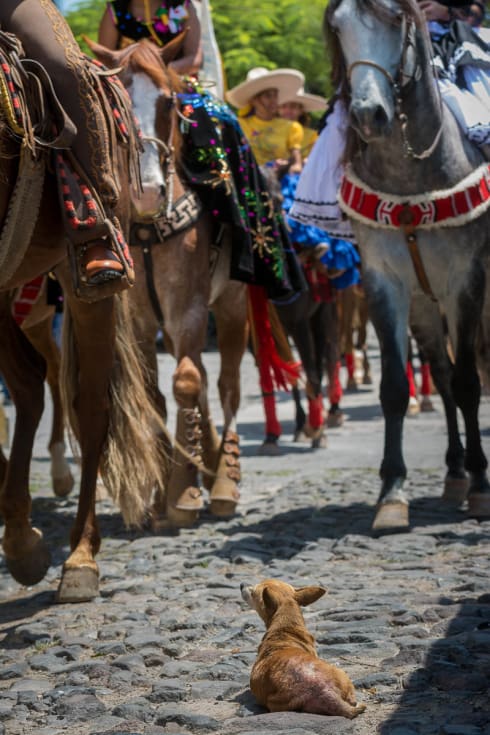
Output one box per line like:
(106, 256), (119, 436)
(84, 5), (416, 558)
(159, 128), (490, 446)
(87, 37), (249, 528)
(0, 63), (166, 602)
(0, 279), (74, 498)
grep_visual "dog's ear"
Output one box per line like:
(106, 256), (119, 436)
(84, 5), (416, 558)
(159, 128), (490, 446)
(294, 586), (327, 607)
(262, 586), (281, 616)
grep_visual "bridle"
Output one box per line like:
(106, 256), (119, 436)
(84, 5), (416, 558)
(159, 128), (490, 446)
(345, 13), (444, 160)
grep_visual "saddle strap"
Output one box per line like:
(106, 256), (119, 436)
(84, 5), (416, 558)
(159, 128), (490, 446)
(0, 144), (45, 289)
(142, 238), (165, 329)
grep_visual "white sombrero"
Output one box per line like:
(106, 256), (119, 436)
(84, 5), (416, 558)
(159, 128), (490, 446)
(225, 67), (305, 109)
(281, 88), (328, 113)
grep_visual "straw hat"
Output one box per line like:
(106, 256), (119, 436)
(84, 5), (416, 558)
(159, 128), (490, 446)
(225, 67), (305, 109)
(281, 88), (328, 113)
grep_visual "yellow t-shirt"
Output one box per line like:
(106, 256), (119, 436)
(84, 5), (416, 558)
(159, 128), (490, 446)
(301, 127), (318, 158)
(239, 115), (304, 166)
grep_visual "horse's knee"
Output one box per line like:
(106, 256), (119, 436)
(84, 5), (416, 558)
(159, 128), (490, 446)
(173, 357), (201, 408)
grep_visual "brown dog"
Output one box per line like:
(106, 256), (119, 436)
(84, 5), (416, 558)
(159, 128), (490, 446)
(241, 579), (366, 718)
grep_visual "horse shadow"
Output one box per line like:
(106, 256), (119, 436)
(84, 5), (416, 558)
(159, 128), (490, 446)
(377, 591), (490, 734)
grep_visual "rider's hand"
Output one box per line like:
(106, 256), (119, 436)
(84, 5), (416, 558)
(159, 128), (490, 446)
(418, 0), (450, 21)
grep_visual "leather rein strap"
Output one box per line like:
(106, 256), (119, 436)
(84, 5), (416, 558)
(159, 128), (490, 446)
(398, 209), (437, 302)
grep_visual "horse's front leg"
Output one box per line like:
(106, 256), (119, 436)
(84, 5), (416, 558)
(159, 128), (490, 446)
(362, 265), (411, 531)
(0, 305), (52, 586)
(206, 282), (248, 517)
(55, 284), (115, 602)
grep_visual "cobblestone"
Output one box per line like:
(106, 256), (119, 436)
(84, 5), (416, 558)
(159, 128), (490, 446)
(0, 341), (489, 734)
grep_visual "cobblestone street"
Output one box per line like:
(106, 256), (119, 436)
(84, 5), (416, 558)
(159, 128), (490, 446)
(0, 337), (489, 735)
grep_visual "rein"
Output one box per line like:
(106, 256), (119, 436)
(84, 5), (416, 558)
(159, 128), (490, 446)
(346, 14), (443, 160)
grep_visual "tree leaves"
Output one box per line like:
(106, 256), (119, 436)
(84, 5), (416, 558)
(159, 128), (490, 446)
(65, 0), (333, 97)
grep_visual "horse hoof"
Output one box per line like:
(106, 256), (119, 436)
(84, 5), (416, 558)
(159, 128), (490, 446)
(346, 378), (358, 392)
(166, 506), (200, 528)
(406, 396), (420, 416)
(467, 493), (490, 519)
(52, 471), (75, 498)
(363, 375), (373, 385)
(57, 566), (99, 603)
(311, 433), (327, 449)
(420, 396), (435, 412)
(442, 475), (469, 505)
(293, 430), (309, 442)
(6, 534), (51, 586)
(258, 441), (282, 456)
(209, 499), (238, 518)
(326, 411), (344, 428)
(372, 501), (409, 533)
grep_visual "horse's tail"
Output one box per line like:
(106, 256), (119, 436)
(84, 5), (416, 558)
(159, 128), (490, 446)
(62, 293), (169, 527)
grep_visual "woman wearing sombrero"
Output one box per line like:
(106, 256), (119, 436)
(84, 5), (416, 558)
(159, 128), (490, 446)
(279, 87), (328, 159)
(226, 67), (305, 177)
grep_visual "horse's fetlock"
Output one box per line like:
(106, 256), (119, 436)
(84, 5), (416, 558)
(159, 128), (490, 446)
(173, 357), (201, 405)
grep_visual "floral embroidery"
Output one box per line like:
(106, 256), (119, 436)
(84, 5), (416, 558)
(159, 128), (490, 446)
(154, 2), (188, 35)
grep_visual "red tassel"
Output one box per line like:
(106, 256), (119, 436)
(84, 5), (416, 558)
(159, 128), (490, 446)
(248, 285), (301, 392)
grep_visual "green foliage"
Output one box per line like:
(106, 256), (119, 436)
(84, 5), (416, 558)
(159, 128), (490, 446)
(210, 0), (333, 97)
(64, 0), (333, 96)
(65, 0), (106, 54)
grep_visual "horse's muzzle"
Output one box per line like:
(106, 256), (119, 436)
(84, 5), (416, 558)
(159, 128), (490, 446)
(349, 99), (392, 141)
(131, 184), (165, 220)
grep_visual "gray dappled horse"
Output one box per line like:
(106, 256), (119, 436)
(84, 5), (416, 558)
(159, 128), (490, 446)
(326, 0), (490, 530)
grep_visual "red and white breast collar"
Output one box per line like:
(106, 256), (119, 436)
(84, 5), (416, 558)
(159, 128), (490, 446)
(339, 162), (490, 230)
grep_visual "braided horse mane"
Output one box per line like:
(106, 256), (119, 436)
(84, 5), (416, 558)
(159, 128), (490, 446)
(323, 0), (427, 163)
(116, 38), (186, 168)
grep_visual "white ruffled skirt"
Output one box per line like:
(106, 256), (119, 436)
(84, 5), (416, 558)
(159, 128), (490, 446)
(288, 101), (355, 240)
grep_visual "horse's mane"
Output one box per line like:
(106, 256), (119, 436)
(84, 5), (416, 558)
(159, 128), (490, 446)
(323, 0), (426, 162)
(121, 39), (185, 95)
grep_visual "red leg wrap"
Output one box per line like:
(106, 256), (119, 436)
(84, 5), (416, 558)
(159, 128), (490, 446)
(345, 352), (355, 379)
(421, 362), (432, 397)
(406, 361), (417, 398)
(308, 395), (324, 430)
(328, 360), (343, 406)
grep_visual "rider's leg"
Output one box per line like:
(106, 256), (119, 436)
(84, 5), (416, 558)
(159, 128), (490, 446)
(1, 0), (130, 286)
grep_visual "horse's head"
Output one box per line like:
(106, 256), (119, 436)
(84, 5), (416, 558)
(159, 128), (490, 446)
(326, 0), (424, 143)
(87, 36), (185, 219)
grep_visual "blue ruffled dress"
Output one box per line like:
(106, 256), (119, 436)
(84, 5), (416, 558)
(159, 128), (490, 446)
(281, 173), (360, 290)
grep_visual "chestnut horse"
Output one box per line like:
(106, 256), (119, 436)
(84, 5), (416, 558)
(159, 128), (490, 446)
(87, 38), (249, 528)
(0, 65), (166, 602)
(0, 279), (74, 499)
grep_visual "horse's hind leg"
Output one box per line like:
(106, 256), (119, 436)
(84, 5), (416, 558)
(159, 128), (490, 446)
(410, 296), (467, 504)
(207, 283), (248, 517)
(23, 312), (75, 498)
(447, 270), (490, 518)
(0, 298), (52, 586)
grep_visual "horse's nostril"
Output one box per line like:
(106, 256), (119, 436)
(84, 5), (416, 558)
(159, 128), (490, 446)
(373, 105), (388, 129)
